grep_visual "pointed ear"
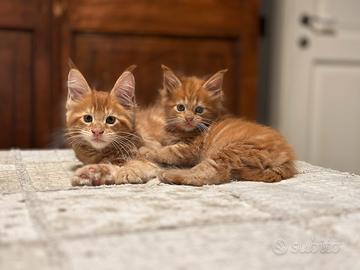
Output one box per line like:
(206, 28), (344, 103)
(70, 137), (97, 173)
(202, 69), (228, 97)
(162, 65), (182, 93)
(67, 68), (91, 102)
(110, 65), (136, 109)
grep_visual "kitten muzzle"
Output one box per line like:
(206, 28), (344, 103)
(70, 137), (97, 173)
(91, 128), (104, 139)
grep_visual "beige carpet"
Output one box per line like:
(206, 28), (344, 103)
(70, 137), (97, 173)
(1, 149), (360, 270)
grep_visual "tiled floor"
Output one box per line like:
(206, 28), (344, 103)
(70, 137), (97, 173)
(1, 150), (360, 270)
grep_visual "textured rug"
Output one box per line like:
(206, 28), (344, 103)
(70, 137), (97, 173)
(1, 149), (360, 270)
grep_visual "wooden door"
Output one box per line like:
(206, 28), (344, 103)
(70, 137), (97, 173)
(0, 0), (52, 148)
(53, 0), (260, 132)
(0, 0), (259, 148)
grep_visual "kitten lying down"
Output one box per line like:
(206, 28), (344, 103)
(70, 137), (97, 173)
(66, 66), (296, 186)
(140, 66), (296, 185)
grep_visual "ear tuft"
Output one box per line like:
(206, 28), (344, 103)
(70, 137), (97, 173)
(110, 66), (136, 109)
(202, 69), (228, 97)
(126, 64), (137, 73)
(161, 65), (182, 94)
(67, 68), (91, 102)
(68, 58), (77, 69)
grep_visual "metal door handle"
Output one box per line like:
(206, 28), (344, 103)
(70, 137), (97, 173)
(300, 13), (336, 35)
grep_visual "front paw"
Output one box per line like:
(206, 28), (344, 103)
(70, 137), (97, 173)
(115, 165), (145, 184)
(72, 164), (115, 186)
(158, 169), (186, 185)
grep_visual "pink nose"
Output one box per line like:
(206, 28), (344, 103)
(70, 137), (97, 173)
(185, 116), (194, 123)
(91, 129), (104, 137)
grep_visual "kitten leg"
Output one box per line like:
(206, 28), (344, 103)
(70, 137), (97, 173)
(115, 159), (161, 184)
(140, 143), (199, 167)
(159, 158), (231, 186)
(160, 151), (296, 186)
(159, 145), (296, 186)
(72, 164), (118, 186)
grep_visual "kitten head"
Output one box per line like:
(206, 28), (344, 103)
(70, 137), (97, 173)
(65, 65), (137, 150)
(160, 65), (227, 133)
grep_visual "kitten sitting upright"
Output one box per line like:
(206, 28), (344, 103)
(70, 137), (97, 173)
(66, 66), (164, 186)
(65, 65), (142, 166)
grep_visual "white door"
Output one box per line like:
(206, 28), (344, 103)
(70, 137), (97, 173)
(270, 0), (360, 174)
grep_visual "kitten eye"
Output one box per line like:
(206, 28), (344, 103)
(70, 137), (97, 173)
(195, 106), (204, 114)
(176, 104), (185, 112)
(83, 114), (93, 123)
(105, 116), (116, 124)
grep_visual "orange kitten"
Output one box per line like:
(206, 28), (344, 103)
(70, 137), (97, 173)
(141, 67), (297, 186)
(66, 66), (160, 186)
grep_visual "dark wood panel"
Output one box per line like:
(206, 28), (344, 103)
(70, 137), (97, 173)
(0, 31), (32, 148)
(0, 0), (259, 148)
(0, 0), (41, 28)
(73, 34), (238, 111)
(0, 0), (52, 149)
(67, 0), (258, 37)
(32, 1), (52, 148)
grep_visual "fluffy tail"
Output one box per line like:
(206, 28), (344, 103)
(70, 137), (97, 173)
(231, 160), (296, 182)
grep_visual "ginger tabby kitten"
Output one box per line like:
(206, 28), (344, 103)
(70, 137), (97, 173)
(142, 67), (297, 186)
(66, 66), (160, 186)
